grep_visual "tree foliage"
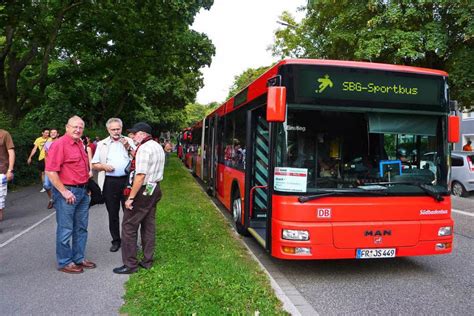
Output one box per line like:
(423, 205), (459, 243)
(226, 65), (270, 100)
(272, 1), (473, 109)
(182, 101), (219, 127)
(180, 65), (269, 128)
(0, 0), (215, 129)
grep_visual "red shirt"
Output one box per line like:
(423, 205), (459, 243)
(88, 142), (97, 156)
(46, 134), (89, 185)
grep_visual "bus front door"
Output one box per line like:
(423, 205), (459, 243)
(246, 108), (270, 248)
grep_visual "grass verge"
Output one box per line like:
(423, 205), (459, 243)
(120, 156), (287, 315)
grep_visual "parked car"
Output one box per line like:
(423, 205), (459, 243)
(451, 151), (474, 197)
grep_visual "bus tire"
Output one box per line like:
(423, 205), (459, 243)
(451, 181), (467, 197)
(191, 158), (196, 176)
(232, 189), (249, 236)
(206, 186), (213, 196)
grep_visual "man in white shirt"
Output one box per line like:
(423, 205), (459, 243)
(92, 118), (135, 252)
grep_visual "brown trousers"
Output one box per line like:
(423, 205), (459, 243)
(121, 183), (162, 269)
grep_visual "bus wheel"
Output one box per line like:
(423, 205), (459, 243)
(452, 181), (467, 197)
(232, 191), (248, 236)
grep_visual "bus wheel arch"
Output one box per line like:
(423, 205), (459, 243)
(231, 181), (248, 235)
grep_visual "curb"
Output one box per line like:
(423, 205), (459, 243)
(197, 179), (318, 315)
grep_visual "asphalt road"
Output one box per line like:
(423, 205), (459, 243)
(4, 183), (471, 315)
(0, 185), (128, 315)
(242, 194), (474, 315)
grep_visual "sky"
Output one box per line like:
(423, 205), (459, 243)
(192, 0), (306, 105)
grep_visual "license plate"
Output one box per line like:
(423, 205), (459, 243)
(356, 248), (396, 259)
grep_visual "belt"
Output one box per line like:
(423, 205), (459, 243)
(64, 183), (88, 188)
(106, 175), (128, 178)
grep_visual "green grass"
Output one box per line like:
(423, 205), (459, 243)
(120, 156), (287, 315)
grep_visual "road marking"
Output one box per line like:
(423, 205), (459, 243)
(0, 211), (56, 248)
(452, 209), (474, 217)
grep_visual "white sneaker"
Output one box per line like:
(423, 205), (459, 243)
(40, 188), (46, 193)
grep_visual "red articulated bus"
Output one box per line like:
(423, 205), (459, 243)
(186, 59), (459, 260)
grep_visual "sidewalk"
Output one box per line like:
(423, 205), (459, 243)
(0, 185), (127, 315)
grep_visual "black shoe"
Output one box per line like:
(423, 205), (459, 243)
(110, 244), (120, 252)
(113, 265), (136, 274)
(139, 262), (152, 270)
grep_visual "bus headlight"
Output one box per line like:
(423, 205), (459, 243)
(438, 226), (452, 236)
(282, 229), (309, 241)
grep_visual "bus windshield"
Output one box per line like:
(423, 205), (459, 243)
(275, 108), (448, 194)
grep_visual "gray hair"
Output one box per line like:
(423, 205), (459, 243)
(67, 115), (84, 127)
(106, 118), (123, 128)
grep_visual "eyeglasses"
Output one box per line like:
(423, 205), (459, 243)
(109, 128), (121, 131)
(68, 125), (84, 130)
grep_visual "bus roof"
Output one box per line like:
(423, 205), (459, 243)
(279, 59), (448, 77)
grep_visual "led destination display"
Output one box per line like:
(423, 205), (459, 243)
(291, 65), (445, 107)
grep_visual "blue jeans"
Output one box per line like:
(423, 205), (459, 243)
(43, 174), (52, 190)
(53, 186), (90, 268)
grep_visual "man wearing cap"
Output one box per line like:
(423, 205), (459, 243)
(113, 122), (165, 274)
(46, 116), (96, 274)
(91, 118), (135, 252)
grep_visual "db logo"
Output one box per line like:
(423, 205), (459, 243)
(317, 208), (332, 218)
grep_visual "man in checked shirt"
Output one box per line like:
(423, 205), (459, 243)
(113, 122), (165, 274)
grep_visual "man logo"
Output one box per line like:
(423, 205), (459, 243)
(364, 230), (391, 237)
(317, 208), (331, 218)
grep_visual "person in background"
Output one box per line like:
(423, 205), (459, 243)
(43, 128), (60, 209)
(46, 116), (95, 274)
(92, 118), (135, 252)
(82, 136), (94, 179)
(0, 129), (15, 221)
(113, 122), (164, 274)
(84, 135), (97, 157)
(463, 140), (472, 151)
(93, 136), (100, 146)
(164, 139), (172, 163)
(164, 140), (172, 154)
(27, 128), (50, 192)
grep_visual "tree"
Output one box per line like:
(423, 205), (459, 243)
(226, 65), (270, 100)
(179, 101), (220, 128)
(272, 1), (474, 109)
(0, 1), (85, 118)
(0, 0), (216, 124)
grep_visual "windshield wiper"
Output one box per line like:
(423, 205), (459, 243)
(365, 181), (446, 202)
(298, 188), (388, 203)
(417, 183), (445, 202)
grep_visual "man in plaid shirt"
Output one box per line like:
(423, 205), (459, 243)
(113, 122), (165, 274)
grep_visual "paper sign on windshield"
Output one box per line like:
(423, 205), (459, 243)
(274, 167), (308, 192)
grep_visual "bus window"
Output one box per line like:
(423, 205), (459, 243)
(222, 109), (246, 170)
(275, 109), (447, 192)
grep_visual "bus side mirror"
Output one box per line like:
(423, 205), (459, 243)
(267, 86), (286, 122)
(448, 115), (460, 143)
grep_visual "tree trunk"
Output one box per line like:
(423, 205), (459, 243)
(0, 24), (14, 113)
(113, 92), (129, 118)
(0, 61), (7, 112)
(6, 72), (18, 119)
